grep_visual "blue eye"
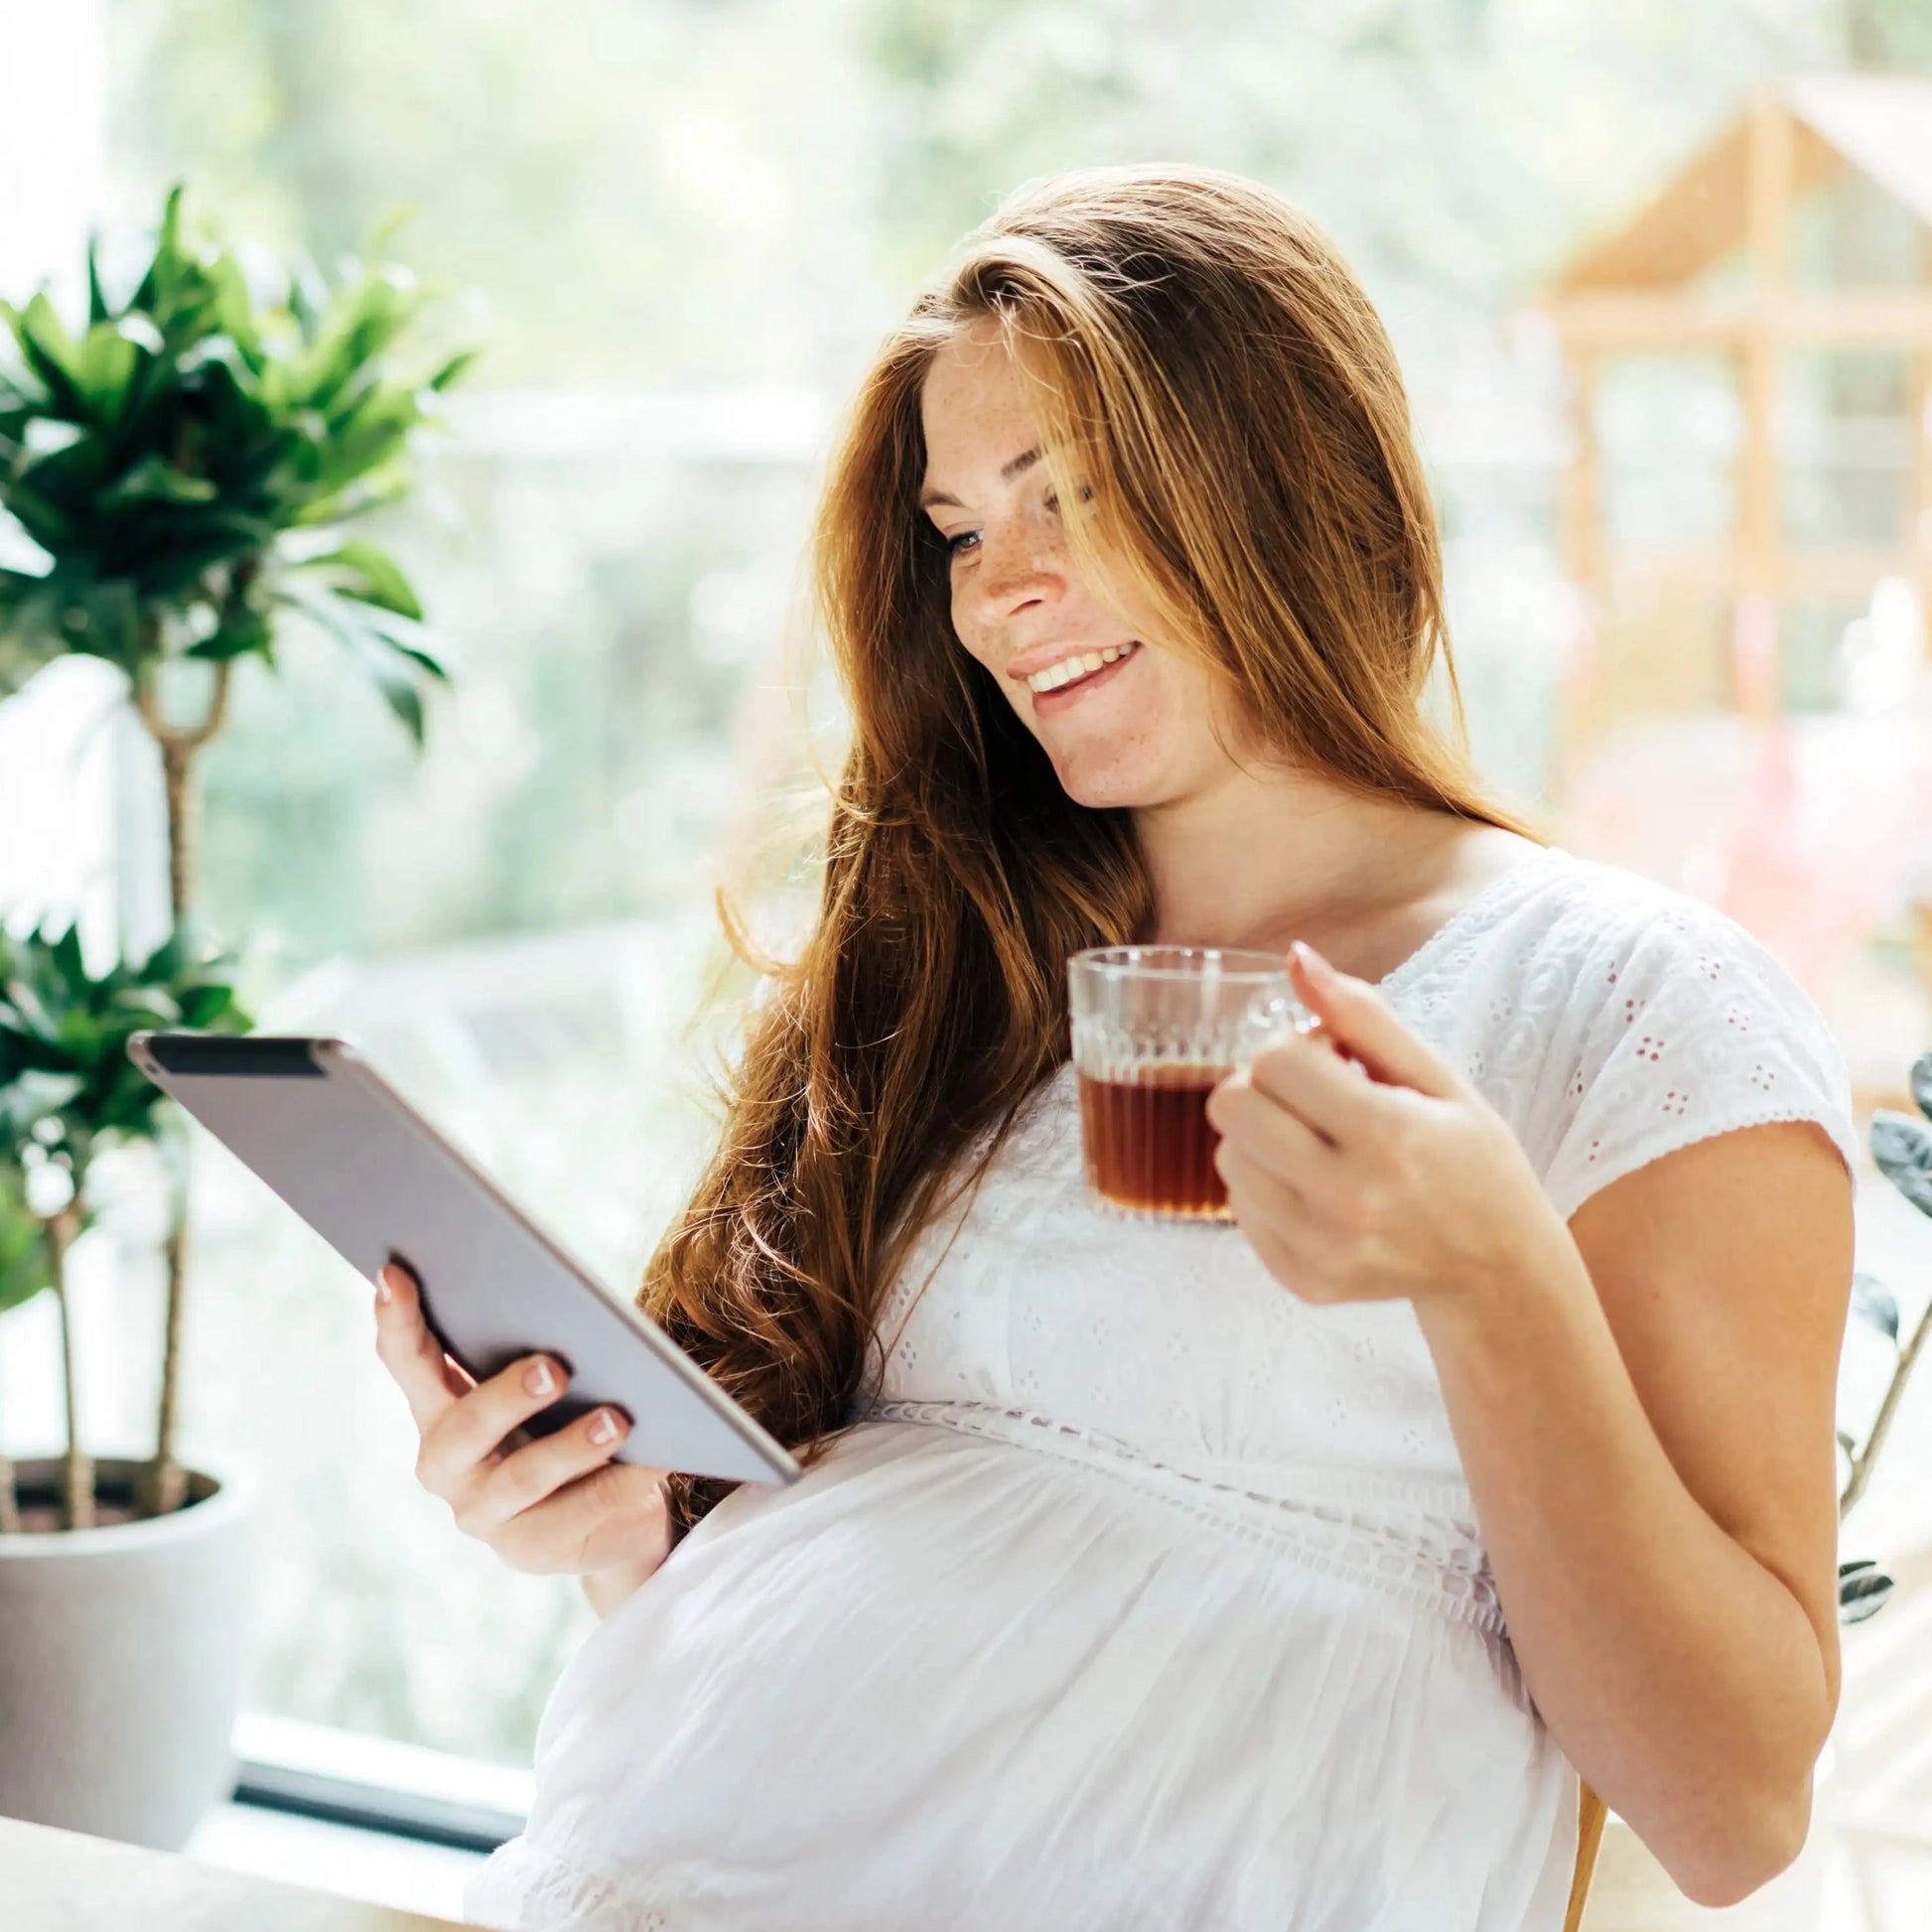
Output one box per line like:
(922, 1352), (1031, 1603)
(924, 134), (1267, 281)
(938, 483), (1091, 559)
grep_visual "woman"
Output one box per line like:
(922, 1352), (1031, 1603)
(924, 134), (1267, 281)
(373, 164), (1860, 1931)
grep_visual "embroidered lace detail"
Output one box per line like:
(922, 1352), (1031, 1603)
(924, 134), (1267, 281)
(866, 1397), (1505, 1636)
(1533, 890), (1861, 1221)
(467, 1839), (677, 1931)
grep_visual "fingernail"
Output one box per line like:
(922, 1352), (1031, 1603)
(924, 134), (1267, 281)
(525, 1359), (558, 1397)
(589, 1410), (621, 1446)
(374, 1267), (394, 1305)
(1292, 940), (1330, 978)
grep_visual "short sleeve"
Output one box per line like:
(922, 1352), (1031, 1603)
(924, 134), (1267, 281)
(1539, 899), (1862, 1224)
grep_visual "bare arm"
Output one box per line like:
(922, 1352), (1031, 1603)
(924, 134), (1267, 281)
(1416, 1120), (1853, 1907)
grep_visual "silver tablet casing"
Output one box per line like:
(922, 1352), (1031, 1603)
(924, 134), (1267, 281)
(126, 1032), (799, 1487)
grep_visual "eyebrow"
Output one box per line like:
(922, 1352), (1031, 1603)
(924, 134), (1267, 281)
(917, 444), (1042, 511)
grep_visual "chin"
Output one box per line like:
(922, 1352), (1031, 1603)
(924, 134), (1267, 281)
(1042, 743), (1173, 811)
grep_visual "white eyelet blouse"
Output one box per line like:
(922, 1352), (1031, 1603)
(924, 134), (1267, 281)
(464, 843), (1861, 1932)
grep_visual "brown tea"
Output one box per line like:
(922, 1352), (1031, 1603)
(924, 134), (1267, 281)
(1076, 1061), (1231, 1219)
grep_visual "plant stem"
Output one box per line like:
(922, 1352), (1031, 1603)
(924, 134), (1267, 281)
(1842, 1291), (1932, 1523)
(131, 652), (229, 1516)
(46, 1207), (92, 1532)
(132, 656), (230, 931)
(141, 1194), (190, 1519)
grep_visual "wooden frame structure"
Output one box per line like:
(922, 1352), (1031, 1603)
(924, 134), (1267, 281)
(1537, 76), (1932, 793)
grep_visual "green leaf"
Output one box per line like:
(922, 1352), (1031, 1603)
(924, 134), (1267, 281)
(135, 183), (199, 327)
(364, 204), (419, 259)
(358, 606), (451, 683)
(135, 932), (185, 985)
(0, 915), (251, 1177)
(184, 606), (272, 662)
(426, 347), (482, 393)
(9, 293), (85, 414)
(286, 252), (331, 334)
(50, 923), (83, 984)
(294, 538), (423, 620)
(2, 182), (479, 674)
(85, 234), (111, 328)
(99, 454), (219, 509)
(280, 582), (431, 744)
(76, 320), (140, 415)
(177, 984), (238, 1029)
(289, 462), (414, 528)
(62, 580), (142, 670)
(2, 477), (75, 548)
(0, 1173), (52, 1315)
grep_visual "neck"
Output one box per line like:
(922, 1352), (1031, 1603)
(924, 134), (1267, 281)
(1133, 761), (1460, 954)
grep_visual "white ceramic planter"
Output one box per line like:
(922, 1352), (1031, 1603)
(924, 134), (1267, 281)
(0, 1457), (256, 1850)
(1582, 1748), (1834, 1930)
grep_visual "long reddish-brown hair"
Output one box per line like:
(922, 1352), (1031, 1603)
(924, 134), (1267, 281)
(639, 163), (1548, 1535)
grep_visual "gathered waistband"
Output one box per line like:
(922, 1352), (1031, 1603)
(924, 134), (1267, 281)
(862, 1397), (1508, 1638)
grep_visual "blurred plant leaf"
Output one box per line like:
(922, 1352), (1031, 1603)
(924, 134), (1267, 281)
(1850, 1272), (1901, 1346)
(1839, 1561), (1894, 1625)
(292, 538), (423, 621)
(278, 580), (446, 745)
(1872, 1111), (1932, 1220)
(0, 1153), (52, 1315)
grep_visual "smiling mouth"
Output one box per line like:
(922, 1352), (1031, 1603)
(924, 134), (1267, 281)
(1023, 639), (1142, 697)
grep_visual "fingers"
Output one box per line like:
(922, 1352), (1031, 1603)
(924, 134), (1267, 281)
(1216, 1141), (1323, 1292)
(1215, 1136), (1311, 1229)
(490, 1459), (675, 1578)
(371, 1260), (470, 1432)
(1241, 1032), (1379, 1148)
(1209, 1062), (1347, 1180)
(458, 1403), (636, 1537)
(1283, 946), (1460, 1105)
(374, 1263), (674, 1594)
(415, 1350), (575, 1501)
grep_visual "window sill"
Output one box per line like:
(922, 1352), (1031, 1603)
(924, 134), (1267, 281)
(229, 1712), (530, 1854)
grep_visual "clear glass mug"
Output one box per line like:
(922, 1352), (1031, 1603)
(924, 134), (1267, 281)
(1067, 946), (1318, 1221)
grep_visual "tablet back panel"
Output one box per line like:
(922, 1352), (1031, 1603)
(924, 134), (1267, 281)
(129, 1033), (796, 1487)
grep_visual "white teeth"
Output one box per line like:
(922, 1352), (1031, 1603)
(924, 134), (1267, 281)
(1025, 641), (1139, 693)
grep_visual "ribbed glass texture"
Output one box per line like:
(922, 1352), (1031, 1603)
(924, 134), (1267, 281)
(1067, 947), (1312, 1221)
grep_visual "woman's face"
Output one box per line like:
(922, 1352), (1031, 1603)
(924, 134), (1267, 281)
(917, 317), (1245, 811)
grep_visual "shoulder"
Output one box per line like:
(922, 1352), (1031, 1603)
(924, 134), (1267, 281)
(1516, 852), (1828, 1043)
(1456, 851), (1861, 1222)
(1475, 848), (1808, 1016)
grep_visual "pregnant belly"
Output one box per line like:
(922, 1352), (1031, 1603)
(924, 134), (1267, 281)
(486, 1419), (1566, 1932)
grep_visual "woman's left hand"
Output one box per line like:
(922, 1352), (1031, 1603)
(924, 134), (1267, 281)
(1203, 941), (1562, 1311)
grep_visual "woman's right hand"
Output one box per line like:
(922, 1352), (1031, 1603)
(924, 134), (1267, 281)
(371, 1260), (674, 1618)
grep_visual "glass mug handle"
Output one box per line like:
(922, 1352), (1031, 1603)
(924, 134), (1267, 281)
(1242, 986), (1364, 1070)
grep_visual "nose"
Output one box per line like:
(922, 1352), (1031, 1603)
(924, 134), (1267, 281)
(963, 504), (1070, 629)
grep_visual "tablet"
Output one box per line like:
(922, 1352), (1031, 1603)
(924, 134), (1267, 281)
(126, 1031), (800, 1488)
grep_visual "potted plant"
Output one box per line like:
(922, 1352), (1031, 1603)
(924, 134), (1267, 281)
(0, 921), (256, 1849)
(0, 183), (471, 1849)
